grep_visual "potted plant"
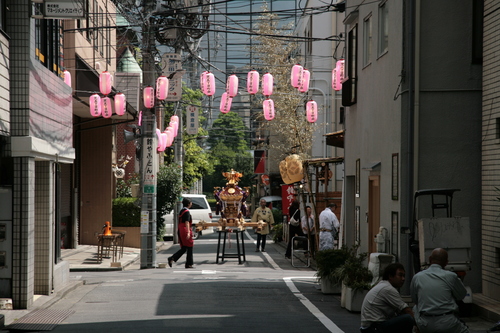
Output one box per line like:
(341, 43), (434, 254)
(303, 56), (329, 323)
(334, 245), (373, 312)
(315, 247), (349, 294)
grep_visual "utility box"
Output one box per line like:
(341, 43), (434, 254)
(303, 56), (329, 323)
(417, 217), (471, 272)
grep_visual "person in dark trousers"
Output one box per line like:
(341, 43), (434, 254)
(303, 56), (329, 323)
(285, 199), (304, 259)
(360, 263), (415, 332)
(168, 198), (194, 269)
(252, 198), (275, 252)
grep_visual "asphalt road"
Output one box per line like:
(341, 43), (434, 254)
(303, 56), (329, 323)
(45, 230), (361, 332)
(45, 230), (494, 333)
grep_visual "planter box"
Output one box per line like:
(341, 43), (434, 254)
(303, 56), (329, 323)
(344, 287), (368, 312)
(320, 279), (342, 294)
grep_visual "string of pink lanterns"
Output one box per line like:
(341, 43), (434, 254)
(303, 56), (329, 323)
(200, 60), (347, 124)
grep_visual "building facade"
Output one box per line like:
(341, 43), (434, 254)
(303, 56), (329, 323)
(342, 0), (482, 293)
(482, 0), (500, 302)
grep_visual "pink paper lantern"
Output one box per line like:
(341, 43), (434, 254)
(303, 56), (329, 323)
(226, 74), (238, 98)
(143, 86), (155, 109)
(299, 69), (311, 93)
(247, 70), (259, 95)
(101, 97), (113, 118)
(331, 68), (337, 90)
(262, 73), (274, 96)
(166, 126), (174, 146)
(114, 93), (126, 116)
(138, 111), (142, 126)
(89, 94), (101, 117)
(263, 98), (275, 121)
(156, 128), (163, 151)
(170, 115), (179, 137)
(334, 59), (345, 91)
(291, 64), (303, 88)
(203, 72), (216, 96)
(306, 100), (318, 123)
(220, 92), (232, 113)
(99, 71), (113, 95)
(160, 132), (168, 151)
(156, 76), (169, 100)
(63, 70), (71, 87)
(200, 71), (208, 91)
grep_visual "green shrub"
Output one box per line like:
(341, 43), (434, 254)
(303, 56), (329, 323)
(112, 197), (140, 227)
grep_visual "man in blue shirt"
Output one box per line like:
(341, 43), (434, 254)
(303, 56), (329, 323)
(410, 248), (469, 333)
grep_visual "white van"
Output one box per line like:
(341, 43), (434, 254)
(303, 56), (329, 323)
(162, 194), (212, 240)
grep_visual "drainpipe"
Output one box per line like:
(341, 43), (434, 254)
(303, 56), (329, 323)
(406, 0), (420, 279)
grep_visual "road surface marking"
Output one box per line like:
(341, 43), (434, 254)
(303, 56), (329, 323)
(284, 277), (344, 333)
(244, 230), (281, 269)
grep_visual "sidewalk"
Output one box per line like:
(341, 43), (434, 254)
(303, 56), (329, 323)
(0, 242), (172, 328)
(61, 242), (169, 271)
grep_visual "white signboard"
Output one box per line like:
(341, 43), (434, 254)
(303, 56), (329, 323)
(186, 105), (199, 135)
(44, 0), (85, 19)
(162, 53), (182, 101)
(141, 211), (149, 234)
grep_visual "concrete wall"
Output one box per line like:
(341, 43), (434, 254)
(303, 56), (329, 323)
(343, 0), (404, 256)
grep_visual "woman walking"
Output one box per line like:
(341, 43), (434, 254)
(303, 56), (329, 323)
(168, 198), (195, 268)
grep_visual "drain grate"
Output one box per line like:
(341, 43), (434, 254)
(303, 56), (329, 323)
(5, 309), (74, 331)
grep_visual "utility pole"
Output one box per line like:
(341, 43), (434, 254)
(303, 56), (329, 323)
(140, 0), (157, 269)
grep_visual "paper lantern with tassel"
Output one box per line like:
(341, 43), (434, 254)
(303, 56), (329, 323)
(203, 72), (216, 96)
(89, 94), (101, 117)
(262, 73), (274, 96)
(299, 69), (310, 93)
(170, 115), (179, 136)
(114, 93), (126, 116)
(156, 76), (169, 100)
(226, 74), (238, 98)
(306, 100), (318, 123)
(220, 92), (232, 113)
(291, 64), (303, 88)
(101, 97), (113, 118)
(247, 70), (259, 95)
(263, 98), (275, 121)
(156, 128), (163, 152)
(143, 86), (155, 108)
(334, 59), (345, 91)
(63, 70), (71, 87)
(99, 71), (113, 95)
(331, 68), (337, 90)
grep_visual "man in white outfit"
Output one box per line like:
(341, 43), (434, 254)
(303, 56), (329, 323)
(318, 203), (339, 250)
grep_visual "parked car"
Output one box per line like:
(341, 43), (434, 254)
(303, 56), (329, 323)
(162, 194), (213, 240)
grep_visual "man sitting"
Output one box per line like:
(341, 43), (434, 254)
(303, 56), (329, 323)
(360, 263), (415, 332)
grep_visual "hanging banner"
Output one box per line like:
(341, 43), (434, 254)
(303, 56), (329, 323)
(186, 105), (199, 135)
(161, 53), (182, 101)
(281, 184), (295, 215)
(254, 150), (266, 174)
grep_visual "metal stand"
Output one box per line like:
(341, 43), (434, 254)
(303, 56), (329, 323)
(291, 236), (310, 268)
(216, 230), (246, 264)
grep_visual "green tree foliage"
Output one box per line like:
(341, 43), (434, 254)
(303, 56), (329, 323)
(162, 85), (214, 190)
(157, 163), (183, 238)
(204, 112), (253, 191)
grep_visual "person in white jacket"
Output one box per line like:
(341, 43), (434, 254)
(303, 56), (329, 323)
(318, 203), (339, 250)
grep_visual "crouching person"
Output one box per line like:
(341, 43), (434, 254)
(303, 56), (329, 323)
(360, 263), (415, 332)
